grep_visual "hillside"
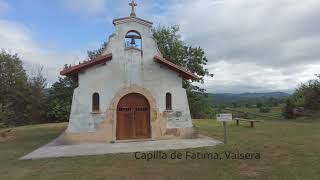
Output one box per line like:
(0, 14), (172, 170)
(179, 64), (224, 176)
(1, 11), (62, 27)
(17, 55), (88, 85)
(208, 92), (290, 105)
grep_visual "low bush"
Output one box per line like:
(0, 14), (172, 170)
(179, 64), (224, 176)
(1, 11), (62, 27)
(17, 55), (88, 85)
(259, 106), (271, 113)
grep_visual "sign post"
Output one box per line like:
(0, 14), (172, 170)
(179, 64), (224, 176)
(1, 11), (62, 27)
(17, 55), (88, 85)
(216, 114), (232, 144)
(223, 121), (227, 144)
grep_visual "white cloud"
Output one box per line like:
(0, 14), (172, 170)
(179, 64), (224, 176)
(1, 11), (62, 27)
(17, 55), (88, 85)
(1, 0), (319, 93)
(0, 20), (85, 86)
(156, 0), (320, 93)
(0, 0), (10, 15)
(62, 0), (107, 15)
(199, 61), (319, 93)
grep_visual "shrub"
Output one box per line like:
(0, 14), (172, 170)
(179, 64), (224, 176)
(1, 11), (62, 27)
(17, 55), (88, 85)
(256, 102), (263, 108)
(283, 98), (295, 119)
(283, 74), (320, 119)
(259, 106), (271, 113)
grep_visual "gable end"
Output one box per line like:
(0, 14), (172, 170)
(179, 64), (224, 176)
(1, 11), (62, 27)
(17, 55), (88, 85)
(154, 55), (198, 80)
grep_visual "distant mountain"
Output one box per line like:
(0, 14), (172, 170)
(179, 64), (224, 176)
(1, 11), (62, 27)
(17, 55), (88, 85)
(207, 92), (290, 105)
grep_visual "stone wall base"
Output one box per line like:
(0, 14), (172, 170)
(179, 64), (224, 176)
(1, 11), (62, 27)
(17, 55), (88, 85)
(63, 127), (198, 145)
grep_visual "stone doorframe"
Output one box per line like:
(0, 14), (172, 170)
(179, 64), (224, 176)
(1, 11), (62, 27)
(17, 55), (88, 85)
(107, 85), (164, 141)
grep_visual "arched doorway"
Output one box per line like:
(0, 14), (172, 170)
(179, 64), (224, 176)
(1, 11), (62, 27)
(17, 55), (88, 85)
(116, 93), (151, 140)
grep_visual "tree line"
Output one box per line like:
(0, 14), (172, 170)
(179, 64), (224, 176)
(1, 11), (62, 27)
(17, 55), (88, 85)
(0, 50), (75, 126)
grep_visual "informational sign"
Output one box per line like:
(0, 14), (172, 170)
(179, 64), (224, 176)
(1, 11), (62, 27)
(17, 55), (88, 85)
(216, 114), (233, 122)
(216, 114), (232, 144)
(167, 111), (192, 128)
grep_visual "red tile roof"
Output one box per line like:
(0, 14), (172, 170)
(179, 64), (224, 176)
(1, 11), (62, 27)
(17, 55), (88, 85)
(60, 53), (197, 80)
(154, 55), (198, 80)
(60, 53), (113, 76)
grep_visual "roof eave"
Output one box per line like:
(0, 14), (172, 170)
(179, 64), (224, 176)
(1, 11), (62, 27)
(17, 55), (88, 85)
(113, 16), (153, 27)
(60, 53), (113, 76)
(154, 55), (199, 80)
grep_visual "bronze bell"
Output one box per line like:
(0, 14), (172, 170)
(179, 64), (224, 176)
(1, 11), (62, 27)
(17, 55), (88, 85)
(130, 37), (136, 45)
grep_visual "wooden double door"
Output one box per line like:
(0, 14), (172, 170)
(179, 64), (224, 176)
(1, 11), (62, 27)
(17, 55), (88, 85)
(116, 93), (151, 140)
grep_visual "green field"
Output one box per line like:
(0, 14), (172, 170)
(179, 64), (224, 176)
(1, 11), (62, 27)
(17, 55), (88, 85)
(218, 107), (284, 119)
(1, 115), (320, 179)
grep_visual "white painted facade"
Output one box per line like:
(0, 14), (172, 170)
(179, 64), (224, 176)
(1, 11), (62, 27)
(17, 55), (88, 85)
(66, 16), (193, 138)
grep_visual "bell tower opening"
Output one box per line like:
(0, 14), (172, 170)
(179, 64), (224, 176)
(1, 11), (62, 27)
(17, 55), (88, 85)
(125, 30), (142, 50)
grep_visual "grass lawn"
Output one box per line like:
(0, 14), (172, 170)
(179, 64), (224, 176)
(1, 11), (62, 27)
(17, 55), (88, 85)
(228, 107), (283, 119)
(0, 118), (319, 180)
(215, 107), (284, 120)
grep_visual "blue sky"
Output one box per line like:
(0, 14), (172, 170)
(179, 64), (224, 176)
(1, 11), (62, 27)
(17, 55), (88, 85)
(1, 0), (115, 51)
(0, 0), (169, 51)
(1, 0), (320, 93)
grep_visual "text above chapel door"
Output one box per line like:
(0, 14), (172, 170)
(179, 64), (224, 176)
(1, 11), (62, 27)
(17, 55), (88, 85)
(117, 93), (151, 140)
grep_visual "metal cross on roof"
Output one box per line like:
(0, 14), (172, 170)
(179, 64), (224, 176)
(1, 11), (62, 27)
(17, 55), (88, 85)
(129, 0), (137, 17)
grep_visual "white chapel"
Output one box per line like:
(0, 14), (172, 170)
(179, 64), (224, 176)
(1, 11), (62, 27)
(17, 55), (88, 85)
(60, 1), (198, 143)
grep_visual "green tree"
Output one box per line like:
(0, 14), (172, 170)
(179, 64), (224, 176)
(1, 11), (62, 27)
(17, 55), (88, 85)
(259, 105), (271, 113)
(256, 102), (263, 108)
(302, 75), (320, 110)
(26, 66), (47, 123)
(187, 93), (215, 119)
(0, 50), (29, 125)
(152, 25), (214, 92)
(46, 77), (76, 122)
(283, 98), (295, 119)
(87, 42), (108, 60)
(293, 74), (320, 110)
(153, 26), (214, 118)
(283, 74), (320, 119)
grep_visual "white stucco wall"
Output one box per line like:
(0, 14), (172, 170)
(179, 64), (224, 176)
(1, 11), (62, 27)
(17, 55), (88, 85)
(67, 18), (192, 133)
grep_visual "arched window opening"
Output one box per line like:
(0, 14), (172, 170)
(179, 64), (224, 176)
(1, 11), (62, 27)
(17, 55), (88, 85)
(125, 30), (142, 49)
(92, 93), (100, 112)
(166, 93), (172, 110)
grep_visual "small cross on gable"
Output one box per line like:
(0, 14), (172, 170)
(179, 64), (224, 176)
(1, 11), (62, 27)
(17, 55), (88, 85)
(129, 0), (137, 17)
